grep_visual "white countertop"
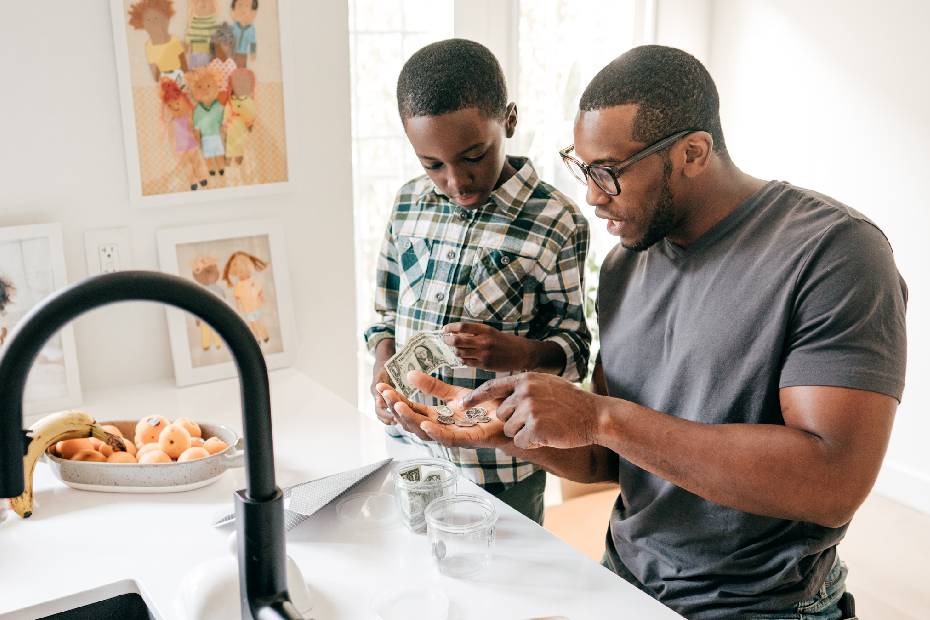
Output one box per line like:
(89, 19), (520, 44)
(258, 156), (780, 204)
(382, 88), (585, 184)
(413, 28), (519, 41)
(0, 369), (681, 619)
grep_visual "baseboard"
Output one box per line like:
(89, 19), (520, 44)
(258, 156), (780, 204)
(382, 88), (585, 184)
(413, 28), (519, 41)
(873, 460), (930, 515)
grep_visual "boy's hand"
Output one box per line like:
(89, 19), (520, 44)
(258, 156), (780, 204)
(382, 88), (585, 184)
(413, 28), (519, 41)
(371, 339), (397, 425)
(377, 371), (508, 448)
(442, 322), (537, 372)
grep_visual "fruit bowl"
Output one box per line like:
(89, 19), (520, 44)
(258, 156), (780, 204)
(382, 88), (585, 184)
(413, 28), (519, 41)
(43, 421), (245, 493)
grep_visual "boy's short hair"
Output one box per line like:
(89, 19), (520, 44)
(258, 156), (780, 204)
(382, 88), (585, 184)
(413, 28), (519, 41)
(230, 0), (259, 9)
(397, 38), (507, 121)
(580, 45), (728, 156)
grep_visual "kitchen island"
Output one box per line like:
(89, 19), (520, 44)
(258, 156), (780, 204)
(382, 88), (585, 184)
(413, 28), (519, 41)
(0, 369), (681, 619)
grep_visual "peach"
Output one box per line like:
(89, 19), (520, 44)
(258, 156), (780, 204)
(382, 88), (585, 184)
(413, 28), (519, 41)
(158, 424), (192, 460)
(57, 438), (95, 460)
(71, 449), (106, 462)
(178, 447), (210, 462)
(107, 451), (137, 463)
(203, 437), (228, 455)
(135, 416), (169, 445)
(174, 417), (202, 438)
(138, 449), (172, 464)
(137, 442), (163, 457)
(190, 436), (205, 448)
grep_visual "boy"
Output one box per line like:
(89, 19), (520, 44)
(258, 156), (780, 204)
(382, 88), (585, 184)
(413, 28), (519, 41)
(364, 39), (591, 524)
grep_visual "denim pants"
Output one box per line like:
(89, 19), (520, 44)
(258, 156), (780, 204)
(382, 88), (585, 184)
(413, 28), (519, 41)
(604, 552), (857, 619)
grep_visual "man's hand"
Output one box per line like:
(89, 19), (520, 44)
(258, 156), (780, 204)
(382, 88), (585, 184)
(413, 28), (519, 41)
(463, 372), (602, 450)
(442, 322), (561, 372)
(371, 339), (396, 425)
(377, 371), (507, 447)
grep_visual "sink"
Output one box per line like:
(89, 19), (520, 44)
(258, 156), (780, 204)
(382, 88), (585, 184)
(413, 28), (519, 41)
(0, 579), (160, 620)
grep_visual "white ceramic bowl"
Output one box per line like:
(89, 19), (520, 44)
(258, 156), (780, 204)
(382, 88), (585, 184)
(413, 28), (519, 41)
(44, 420), (245, 493)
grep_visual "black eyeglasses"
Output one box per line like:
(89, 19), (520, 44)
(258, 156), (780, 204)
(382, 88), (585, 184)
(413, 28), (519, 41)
(559, 129), (702, 196)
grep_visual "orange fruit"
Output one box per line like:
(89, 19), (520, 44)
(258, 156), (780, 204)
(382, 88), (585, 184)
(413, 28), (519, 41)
(97, 443), (114, 457)
(107, 451), (137, 463)
(137, 442), (163, 457)
(135, 416), (169, 445)
(71, 449), (106, 462)
(158, 424), (192, 459)
(118, 437), (137, 456)
(203, 437), (228, 455)
(174, 417), (202, 438)
(190, 436), (205, 448)
(178, 447), (210, 462)
(138, 449), (172, 464)
(57, 438), (95, 460)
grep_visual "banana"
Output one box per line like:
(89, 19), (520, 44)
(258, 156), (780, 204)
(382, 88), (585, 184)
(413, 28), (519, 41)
(9, 410), (124, 519)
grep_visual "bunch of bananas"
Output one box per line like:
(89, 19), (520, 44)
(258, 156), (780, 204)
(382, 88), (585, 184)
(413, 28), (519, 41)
(8, 410), (124, 519)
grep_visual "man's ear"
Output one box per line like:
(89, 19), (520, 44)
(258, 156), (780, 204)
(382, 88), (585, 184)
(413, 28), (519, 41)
(681, 131), (713, 178)
(504, 102), (518, 138)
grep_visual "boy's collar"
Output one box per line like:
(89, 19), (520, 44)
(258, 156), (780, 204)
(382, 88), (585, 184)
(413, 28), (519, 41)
(421, 156), (539, 220)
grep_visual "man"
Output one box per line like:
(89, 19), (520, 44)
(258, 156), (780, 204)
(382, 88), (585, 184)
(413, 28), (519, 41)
(380, 45), (907, 619)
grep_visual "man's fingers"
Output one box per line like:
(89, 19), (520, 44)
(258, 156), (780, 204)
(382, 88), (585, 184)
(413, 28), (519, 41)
(406, 370), (466, 402)
(495, 393), (519, 422)
(420, 421), (478, 448)
(380, 387), (430, 417)
(392, 401), (431, 440)
(502, 406), (527, 439)
(462, 375), (520, 407)
(442, 322), (484, 335)
(443, 333), (479, 349)
(513, 427), (543, 450)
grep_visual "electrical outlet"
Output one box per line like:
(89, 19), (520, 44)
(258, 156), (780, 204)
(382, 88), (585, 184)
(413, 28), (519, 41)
(85, 228), (132, 276)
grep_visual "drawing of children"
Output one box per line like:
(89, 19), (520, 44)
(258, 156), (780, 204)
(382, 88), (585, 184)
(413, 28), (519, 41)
(159, 79), (208, 191)
(191, 256), (225, 350)
(128, 0), (188, 87)
(222, 251), (269, 344)
(185, 0), (219, 68)
(223, 68), (256, 167)
(187, 67), (226, 177)
(208, 23), (237, 104)
(0, 275), (14, 347)
(230, 0), (258, 68)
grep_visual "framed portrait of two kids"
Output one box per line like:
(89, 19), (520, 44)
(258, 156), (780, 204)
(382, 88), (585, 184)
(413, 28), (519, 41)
(157, 219), (297, 386)
(110, 0), (294, 207)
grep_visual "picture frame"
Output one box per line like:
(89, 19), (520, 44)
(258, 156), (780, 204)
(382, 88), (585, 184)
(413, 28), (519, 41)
(0, 223), (83, 416)
(156, 218), (297, 386)
(109, 0), (296, 207)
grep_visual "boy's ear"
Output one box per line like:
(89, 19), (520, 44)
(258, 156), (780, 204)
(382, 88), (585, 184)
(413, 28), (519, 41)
(504, 102), (517, 138)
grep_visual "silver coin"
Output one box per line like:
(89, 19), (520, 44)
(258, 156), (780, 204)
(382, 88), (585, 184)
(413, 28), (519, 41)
(474, 416), (492, 423)
(465, 407), (486, 419)
(437, 415), (455, 425)
(454, 419), (477, 427)
(436, 405), (454, 417)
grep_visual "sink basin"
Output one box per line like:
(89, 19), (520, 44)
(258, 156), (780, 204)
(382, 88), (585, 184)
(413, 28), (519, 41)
(0, 579), (160, 619)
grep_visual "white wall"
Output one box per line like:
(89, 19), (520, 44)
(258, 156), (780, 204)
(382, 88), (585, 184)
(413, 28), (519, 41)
(705, 0), (930, 513)
(1, 1), (358, 405)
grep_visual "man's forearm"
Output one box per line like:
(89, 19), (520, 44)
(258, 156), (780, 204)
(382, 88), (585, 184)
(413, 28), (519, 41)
(525, 339), (566, 374)
(499, 441), (617, 483)
(593, 398), (870, 527)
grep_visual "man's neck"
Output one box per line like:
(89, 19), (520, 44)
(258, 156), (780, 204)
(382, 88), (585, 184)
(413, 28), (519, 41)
(668, 161), (767, 247)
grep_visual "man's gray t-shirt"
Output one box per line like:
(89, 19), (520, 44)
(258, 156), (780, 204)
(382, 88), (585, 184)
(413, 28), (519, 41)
(597, 181), (907, 619)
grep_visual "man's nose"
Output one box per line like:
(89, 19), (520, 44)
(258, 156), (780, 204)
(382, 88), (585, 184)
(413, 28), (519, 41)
(586, 178), (611, 207)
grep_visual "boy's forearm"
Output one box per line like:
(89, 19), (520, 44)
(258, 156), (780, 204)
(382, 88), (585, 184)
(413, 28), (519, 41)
(524, 338), (566, 374)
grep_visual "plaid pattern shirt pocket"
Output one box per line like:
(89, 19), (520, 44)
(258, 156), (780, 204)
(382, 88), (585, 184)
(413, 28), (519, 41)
(465, 248), (538, 323)
(397, 236), (433, 302)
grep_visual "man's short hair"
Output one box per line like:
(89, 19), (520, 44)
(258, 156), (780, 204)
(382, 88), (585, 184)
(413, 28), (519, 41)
(580, 45), (728, 155)
(397, 38), (507, 121)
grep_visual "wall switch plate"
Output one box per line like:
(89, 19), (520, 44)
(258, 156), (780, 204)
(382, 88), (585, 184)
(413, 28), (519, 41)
(84, 228), (132, 276)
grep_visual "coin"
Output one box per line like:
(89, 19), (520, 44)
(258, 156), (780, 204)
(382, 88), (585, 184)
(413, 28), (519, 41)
(437, 405), (454, 417)
(465, 407), (486, 419)
(454, 419), (477, 427)
(474, 416), (492, 423)
(437, 415), (455, 425)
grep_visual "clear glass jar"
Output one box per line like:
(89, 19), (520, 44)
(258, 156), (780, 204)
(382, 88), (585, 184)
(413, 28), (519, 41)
(425, 493), (497, 577)
(392, 458), (458, 532)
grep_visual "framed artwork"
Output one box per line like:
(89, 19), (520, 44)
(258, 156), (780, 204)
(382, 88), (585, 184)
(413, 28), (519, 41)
(156, 219), (297, 386)
(0, 224), (83, 415)
(110, 0), (294, 207)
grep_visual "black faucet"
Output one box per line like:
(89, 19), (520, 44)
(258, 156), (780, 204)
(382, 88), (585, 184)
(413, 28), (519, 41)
(0, 271), (303, 619)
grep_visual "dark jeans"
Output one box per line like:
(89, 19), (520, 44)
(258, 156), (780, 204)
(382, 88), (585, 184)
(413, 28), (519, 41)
(493, 469), (547, 525)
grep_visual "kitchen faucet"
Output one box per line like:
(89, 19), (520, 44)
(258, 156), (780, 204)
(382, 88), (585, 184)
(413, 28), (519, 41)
(0, 270), (303, 620)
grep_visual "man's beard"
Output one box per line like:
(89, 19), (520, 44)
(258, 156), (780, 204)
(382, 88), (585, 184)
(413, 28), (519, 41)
(625, 155), (680, 252)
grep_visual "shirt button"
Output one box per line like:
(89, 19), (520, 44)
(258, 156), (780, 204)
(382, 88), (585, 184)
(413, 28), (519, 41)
(458, 209), (469, 219)
(447, 250), (456, 260)
(500, 255), (512, 266)
(435, 292), (445, 302)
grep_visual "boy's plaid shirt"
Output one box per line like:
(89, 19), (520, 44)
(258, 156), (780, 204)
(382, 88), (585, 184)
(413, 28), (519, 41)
(364, 157), (591, 494)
